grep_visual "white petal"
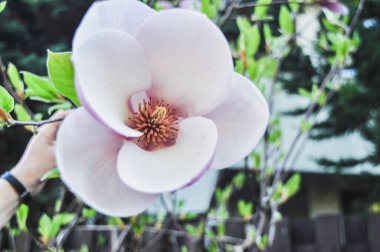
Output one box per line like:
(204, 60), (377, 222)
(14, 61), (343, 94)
(129, 91), (149, 113)
(56, 108), (158, 217)
(73, 0), (155, 51)
(73, 29), (152, 138)
(205, 73), (269, 169)
(117, 117), (218, 193)
(135, 9), (234, 116)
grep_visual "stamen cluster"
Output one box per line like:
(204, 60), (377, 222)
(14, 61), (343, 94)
(128, 98), (179, 150)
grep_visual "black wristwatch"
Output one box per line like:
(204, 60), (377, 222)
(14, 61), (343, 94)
(1, 171), (32, 203)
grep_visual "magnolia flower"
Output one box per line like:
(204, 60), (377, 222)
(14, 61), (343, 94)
(317, 0), (349, 15)
(56, 0), (269, 216)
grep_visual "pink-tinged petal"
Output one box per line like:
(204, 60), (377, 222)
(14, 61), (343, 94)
(73, 0), (155, 51)
(320, 1), (349, 15)
(135, 9), (234, 116)
(117, 116), (218, 193)
(73, 29), (152, 138)
(205, 73), (269, 169)
(56, 108), (158, 217)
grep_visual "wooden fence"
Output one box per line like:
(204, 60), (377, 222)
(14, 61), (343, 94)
(271, 214), (380, 252)
(1, 213), (380, 251)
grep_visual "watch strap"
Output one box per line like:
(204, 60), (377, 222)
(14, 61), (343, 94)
(1, 171), (32, 203)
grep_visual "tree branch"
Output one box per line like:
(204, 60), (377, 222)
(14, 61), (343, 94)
(8, 118), (64, 128)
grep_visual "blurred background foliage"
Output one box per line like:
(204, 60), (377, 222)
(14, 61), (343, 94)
(282, 0), (380, 169)
(0, 0), (92, 74)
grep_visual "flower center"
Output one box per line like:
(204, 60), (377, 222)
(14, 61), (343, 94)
(128, 98), (179, 151)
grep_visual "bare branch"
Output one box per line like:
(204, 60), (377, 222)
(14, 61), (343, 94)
(8, 117), (64, 128)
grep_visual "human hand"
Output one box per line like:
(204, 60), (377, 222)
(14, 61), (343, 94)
(10, 110), (68, 194)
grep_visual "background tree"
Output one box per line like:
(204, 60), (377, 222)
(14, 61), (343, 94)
(282, 0), (380, 169)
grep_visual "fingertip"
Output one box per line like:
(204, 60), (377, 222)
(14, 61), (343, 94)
(51, 109), (69, 120)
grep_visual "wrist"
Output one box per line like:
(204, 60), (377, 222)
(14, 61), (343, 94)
(1, 172), (33, 203)
(11, 164), (42, 195)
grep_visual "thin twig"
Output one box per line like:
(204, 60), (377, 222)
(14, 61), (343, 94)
(218, 0), (238, 27)
(272, 59), (339, 192)
(55, 202), (84, 251)
(348, 0), (366, 37)
(140, 215), (172, 252)
(111, 226), (131, 252)
(8, 117), (64, 127)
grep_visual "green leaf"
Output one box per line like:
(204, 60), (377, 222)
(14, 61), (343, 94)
(82, 208), (97, 219)
(279, 6), (294, 34)
(201, 0), (220, 20)
(181, 246), (189, 252)
(48, 101), (72, 115)
(38, 214), (52, 243)
(238, 200), (246, 217)
(215, 188), (223, 204)
(7, 63), (24, 94)
(237, 17), (251, 33)
(33, 113), (43, 121)
(300, 119), (312, 132)
(237, 18), (261, 57)
(252, 152), (261, 168)
(14, 104), (32, 122)
(50, 213), (75, 239)
(233, 172), (245, 189)
(246, 25), (261, 57)
(38, 213), (75, 243)
(47, 51), (80, 106)
(79, 245), (90, 252)
(0, 86), (14, 113)
(237, 200), (253, 219)
(235, 59), (245, 74)
(298, 88), (312, 100)
(289, 0), (300, 12)
(217, 222), (225, 236)
(257, 235), (268, 250)
(185, 224), (197, 235)
(268, 128), (282, 144)
(322, 18), (341, 33)
(352, 31), (361, 48)
(318, 91), (327, 106)
(283, 173), (301, 201)
(0, 1), (7, 13)
(41, 168), (60, 181)
(263, 24), (272, 45)
(59, 213), (75, 225)
(22, 72), (60, 102)
(107, 217), (124, 227)
(16, 204), (29, 232)
(253, 0), (272, 20)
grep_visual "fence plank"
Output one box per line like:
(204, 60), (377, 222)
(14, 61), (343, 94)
(345, 216), (367, 244)
(343, 244), (369, 252)
(368, 213), (380, 252)
(294, 245), (316, 252)
(315, 215), (342, 252)
(291, 218), (315, 245)
(270, 219), (291, 252)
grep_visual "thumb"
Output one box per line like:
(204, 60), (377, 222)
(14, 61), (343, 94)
(38, 110), (69, 140)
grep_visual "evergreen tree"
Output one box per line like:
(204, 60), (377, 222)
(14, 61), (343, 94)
(282, 0), (380, 169)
